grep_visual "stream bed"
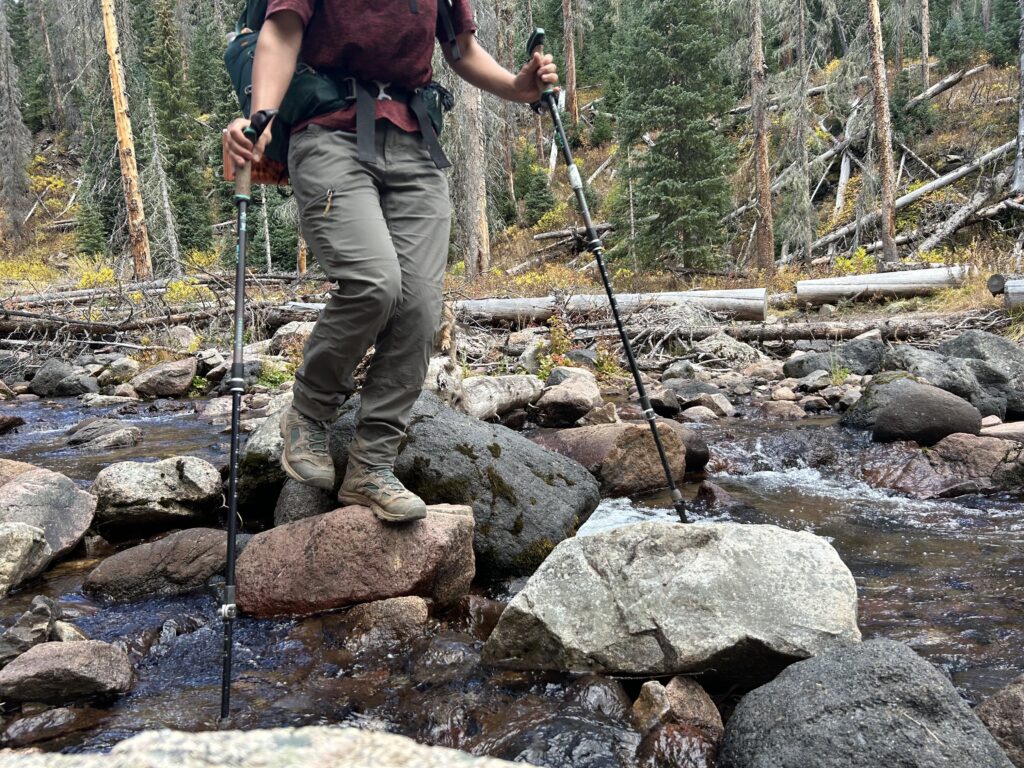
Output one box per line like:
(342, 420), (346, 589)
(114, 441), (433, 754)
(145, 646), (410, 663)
(2, 399), (1021, 761)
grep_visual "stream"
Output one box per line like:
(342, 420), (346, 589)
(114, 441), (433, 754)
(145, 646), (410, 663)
(2, 398), (1022, 762)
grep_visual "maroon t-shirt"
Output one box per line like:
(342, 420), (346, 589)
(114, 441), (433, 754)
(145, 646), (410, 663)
(265, 0), (477, 133)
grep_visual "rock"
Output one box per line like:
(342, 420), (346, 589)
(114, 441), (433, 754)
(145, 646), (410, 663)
(977, 674), (1024, 767)
(838, 388), (861, 410)
(273, 479), (336, 526)
(718, 639), (1014, 768)
(636, 723), (718, 768)
(91, 457), (222, 536)
(328, 392), (600, 578)
(759, 401), (806, 420)
(0, 596), (58, 666)
(79, 394), (138, 407)
(983, 415), (1004, 428)
(28, 359), (75, 397)
(695, 392), (735, 417)
(565, 675), (633, 721)
(693, 333), (763, 367)
(742, 360), (784, 381)
(565, 349), (598, 370)
(55, 373), (99, 397)
(236, 506), (474, 618)
(633, 680), (675, 732)
(51, 622), (88, 643)
(647, 385), (681, 417)
(576, 402), (619, 426)
(881, 345), (1007, 418)
(0, 726), (524, 767)
(871, 382), (981, 445)
(531, 423), (687, 497)
(982, 422), (1024, 442)
(130, 358), (198, 398)
(796, 369), (831, 392)
(0, 469), (94, 565)
(483, 521), (860, 682)
(938, 331), (1024, 418)
(161, 326), (197, 351)
(66, 418), (143, 450)
(839, 371), (916, 430)
(0, 640), (134, 704)
(693, 480), (741, 513)
(80, 428), (144, 451)
(196, 348), (226, 378)
(534, 376), (604, 427)
(783, 338), (884, 379)
(0, 523), (51, 598)
(83, 528), (227, 602)
(772, 386), (797, 401)
(662, 380), (722, 407)
(97, 357), (140, 387)
(1, 706), (107, 748)
(342, 596), (431, 651)
(632, 677), (723, 744)
(0, 379), (15, 400)
(818, 303), (837, 317)
(663, 360), (697, 381)
(0, 414), (25, 435)
(680, 406), (719, 422)
(269, 321), (315, 356)
(938, 329), (1024, 368)
(799, 395), (829, 412)
(238, 392), (293, 513)
(545, 365), (595, 387)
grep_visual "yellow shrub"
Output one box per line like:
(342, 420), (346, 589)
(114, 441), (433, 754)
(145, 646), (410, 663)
(535, 202), (569, 232)
(165, 278), (215, 305)
(0, 258), (60, 282)
(833, 247), (876, 276)
(184, 249), (220, 273)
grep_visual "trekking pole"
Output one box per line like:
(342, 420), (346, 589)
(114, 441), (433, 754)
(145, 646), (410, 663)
(220, 109), (277, 722)
(527, 29), (687, 523)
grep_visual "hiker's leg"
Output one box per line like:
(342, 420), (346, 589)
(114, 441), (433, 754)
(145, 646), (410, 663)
(288, 126), (400, 423)
(346, 125), (451, 469)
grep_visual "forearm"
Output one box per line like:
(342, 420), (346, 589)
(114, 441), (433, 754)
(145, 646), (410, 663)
(449, 33), (521, 102)
(251, 13), (304, 113)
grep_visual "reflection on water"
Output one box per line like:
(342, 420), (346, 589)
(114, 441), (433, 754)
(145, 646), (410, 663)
(1, 399), (1022, 757)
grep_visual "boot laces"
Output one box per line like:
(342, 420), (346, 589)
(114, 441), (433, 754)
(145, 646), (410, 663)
(298, 413), (329, 455)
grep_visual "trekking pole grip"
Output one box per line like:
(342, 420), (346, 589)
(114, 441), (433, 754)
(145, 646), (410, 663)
(526, 28), (556, 110)
(235, 134), (254, 200)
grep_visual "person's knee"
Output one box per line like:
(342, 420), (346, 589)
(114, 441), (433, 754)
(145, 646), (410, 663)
(396, 286), (443, 341)
(334, 263), (402, 316)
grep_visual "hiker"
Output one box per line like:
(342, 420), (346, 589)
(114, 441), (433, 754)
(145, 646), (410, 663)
(224, 2), (558, 524)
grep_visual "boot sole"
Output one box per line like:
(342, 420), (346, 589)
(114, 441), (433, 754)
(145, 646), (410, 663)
(337, 490), (427, 523)
(279, 415), (335, 491)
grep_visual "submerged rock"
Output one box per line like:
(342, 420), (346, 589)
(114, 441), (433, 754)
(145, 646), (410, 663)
(1, 706), (108, 748)
(0, 523), (51, 598)
(0, 726), (524, 767)
(483, 522), (859, 682)
(977, 674), (1024, 767)
(0, 640), (134, 704)
(66, 418), (143, 451)
(236, 505), (475, 618)
(83, 528), (227, 602)
(718, 639), (1013, 768)
(91, 457), (222, 536)
(0, 596), (58, 666)
(0, 468), (95, 566)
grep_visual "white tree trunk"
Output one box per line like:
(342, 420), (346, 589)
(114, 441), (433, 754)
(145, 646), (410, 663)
(1013, 0), (1024, 195)
(796, 266), (973, 304)
(261, 187), (273, 273)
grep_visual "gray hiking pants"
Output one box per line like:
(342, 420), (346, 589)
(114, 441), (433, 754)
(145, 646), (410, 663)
(288, 121), (451, 470)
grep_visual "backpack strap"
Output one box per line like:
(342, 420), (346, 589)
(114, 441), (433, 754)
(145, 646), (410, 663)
(437, 0), (462, 61)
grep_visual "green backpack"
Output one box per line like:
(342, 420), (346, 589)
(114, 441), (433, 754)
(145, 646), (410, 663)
(223, 0), (461, 171)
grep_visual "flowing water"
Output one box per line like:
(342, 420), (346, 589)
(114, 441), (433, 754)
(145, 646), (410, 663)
(1, 399), (1021, 762)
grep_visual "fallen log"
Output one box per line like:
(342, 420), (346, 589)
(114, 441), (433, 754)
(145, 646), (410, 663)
(812, 139), (1016, 252)
(795, 265), (972, 305)
(455, 289), (769, 323)
(904, 63), (989, 111)
(533, 223), (613, 241)
(461, 375), (544, 420)
(1004, 279), (1024, 310)
(913, 166), (1013, 257)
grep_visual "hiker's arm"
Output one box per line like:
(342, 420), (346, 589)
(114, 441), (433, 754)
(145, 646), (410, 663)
(446, 32), (557, 103)
(225, 11), (304, 167)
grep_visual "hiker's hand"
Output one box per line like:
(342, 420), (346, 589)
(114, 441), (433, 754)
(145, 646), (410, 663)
(512, 51), (558, 103)
(225, 116), (274, 168)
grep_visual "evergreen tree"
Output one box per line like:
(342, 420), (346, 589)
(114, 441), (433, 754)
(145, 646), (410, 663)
(612, 0), (735, 267)
(6, 0), (50, 132)
(0, 0), (32, 239)
(143, 0), (211, 257)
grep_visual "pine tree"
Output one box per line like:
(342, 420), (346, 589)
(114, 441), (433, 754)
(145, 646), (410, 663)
(144, 0), (211, 257)
(6, 0), (50, 132)
(613, 0), (734, 267)
(0, 0), (33, 240)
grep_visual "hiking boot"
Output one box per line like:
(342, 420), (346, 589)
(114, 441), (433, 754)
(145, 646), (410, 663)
(338, 464), (427, 523)
(279, 405), (335, 490)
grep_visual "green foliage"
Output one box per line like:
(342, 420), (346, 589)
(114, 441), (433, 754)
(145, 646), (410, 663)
(74, 201), (107, 256)
(985, 0), (1020, 67)
(612, 0), (735, 268)
(258, 359), (296, 389)
(889, 70), (935, 143)
(936, 10), (985, 71)
(834, 247), (876, 276)
(514, 143), (556, 227)
(590, 113), (614, 146)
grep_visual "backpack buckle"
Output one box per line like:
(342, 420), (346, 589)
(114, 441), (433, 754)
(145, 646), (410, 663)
(372, 81), (393, 101)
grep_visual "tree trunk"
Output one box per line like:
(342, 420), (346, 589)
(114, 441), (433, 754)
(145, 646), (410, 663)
(1004, 279), (1024, 308)
(751, 0), (775, 274)
(921, 0), (930, 88)
(796, 265), (972, 304)
(146, 103), (181, 276)
(101, 0), (151, 281)
(1013, 0), (1024, 195)
(526, 0), (545, 162)
(463, 83), (490, 278)
(866, 0), (899, 265)
(261, 187), (273, 273)
(297, 235), (308, 276)
(34, 0), (65, 129)
(496, 0), (516, 205)
(794, 0), (813, 263)
(983, 0), (992, 33)
(562, 0), (578, 123)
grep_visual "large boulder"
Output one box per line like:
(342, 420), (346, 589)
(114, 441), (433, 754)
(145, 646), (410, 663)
(783, 338), (884, 379)
(273, 479), (335, 526)
(129, 358), (197, 398)
(28, 359), (74, 397)
(718, 639), (1014, 768)
(0, 523), (51, 597)
(839, 371), (917, 429)
(0, 469), (95, 565)
(0, 726), (523, 767)
(269, 321), (315, 355)
(531, 422), (687, 496)
(97, 356), (140, 388)
(483, 521), (860, 683)
(533, 371), (604, 427)
(236, 506), (475, 618)
(91, 457), (222, 537)
(0, 640), (134, 704)
(977, 674), (1024, 767)
(871, 381), (981, 445)
(237, 392), (293, 516)
(328, 392), (601, 577)
(881, 345), (1004, 416)
(66, 418), (143, 451)
(83, 528), (226, 602)
(693, 333), (763, 368)
(938, 330), (1024, 418)
(0, 458), (37, 487)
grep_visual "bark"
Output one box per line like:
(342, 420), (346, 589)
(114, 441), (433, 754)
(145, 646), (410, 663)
(33, 0), (65, 129)
(793, 0), (813, 263)
(496, 0), (516, 204)
(866, 0), (899, 265)
(101, 0), (151, 280)
(534, 223), (613, 240)
(921, 0), (930, 89)
(146, 103), (181, 276)
(1014, 0), (1024, 195)
(561, 0), (578, 123)
(462, 83), (491, 278)
(795, 265), (972, 304)
(913, 166), (1013, 256)
(1004, 279), (1024, 309)
(751, 0), (775, 273)
(982, 0), (992, 33)
(461, 375), (544, 420)
(261, 188), (273, 274)
(526, 0), (545, 162)
(297, 235), (308, 276)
